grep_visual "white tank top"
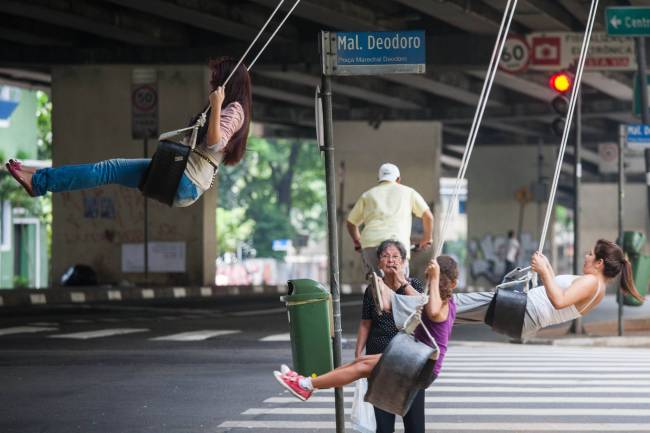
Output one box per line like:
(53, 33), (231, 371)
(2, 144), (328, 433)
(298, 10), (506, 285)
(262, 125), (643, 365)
(522, 275), (602, 338)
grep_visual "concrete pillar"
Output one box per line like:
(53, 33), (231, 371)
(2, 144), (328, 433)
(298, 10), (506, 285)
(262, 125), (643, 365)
(333, 121), (442, 285)
(50, 65), (216, 286)
(466, 145), (556, 290)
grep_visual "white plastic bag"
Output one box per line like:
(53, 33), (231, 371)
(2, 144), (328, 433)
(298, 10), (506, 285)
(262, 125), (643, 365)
(351, 378), (376, 433)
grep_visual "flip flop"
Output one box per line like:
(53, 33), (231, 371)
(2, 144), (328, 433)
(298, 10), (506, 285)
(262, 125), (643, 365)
(5, 160), (36, 197)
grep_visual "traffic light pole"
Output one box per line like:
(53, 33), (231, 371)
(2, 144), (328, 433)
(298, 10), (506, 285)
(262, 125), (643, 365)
(570, 92), (582, 335)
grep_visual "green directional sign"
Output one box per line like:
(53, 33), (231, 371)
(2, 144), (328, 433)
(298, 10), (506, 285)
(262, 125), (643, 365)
(606, 7), (650, 36)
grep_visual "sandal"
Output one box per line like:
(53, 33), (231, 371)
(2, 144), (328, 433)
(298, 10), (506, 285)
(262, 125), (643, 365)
(5, 160), (36, 197)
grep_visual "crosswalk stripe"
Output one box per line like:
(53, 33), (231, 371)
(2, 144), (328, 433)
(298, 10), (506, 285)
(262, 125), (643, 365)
(28, 322), (58, 327)
(260, 333), (290, 342)
(435, 378), (650, 385)
(243, 407), (650, 416)
(49, 328), (148, 339)
(440, 361), (650, 366)
(320, 385), (650, 393)
(440, 372), (650, 379)
(263, 396), (650, 404)
(149, 330), (240, 341)
(218, 421), (650, 431)
(442, 366), (650, 372)
(259, 333), (348, 343)
(0, 326), (58, 336)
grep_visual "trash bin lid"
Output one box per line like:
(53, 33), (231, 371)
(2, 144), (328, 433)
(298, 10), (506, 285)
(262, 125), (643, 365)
(281, 279), (330, 303)
(623, 231), (646, 255)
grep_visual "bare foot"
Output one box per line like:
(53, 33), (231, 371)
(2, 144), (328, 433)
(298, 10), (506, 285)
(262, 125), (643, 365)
(5, 160), (36, 196)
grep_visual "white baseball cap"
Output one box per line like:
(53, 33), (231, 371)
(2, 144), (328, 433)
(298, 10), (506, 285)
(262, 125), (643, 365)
(378, 163), (400, 182)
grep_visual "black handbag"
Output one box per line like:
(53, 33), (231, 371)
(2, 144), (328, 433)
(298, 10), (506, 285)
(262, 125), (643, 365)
(484, 267), (532, 339)
(138, 140), (191, 207)
(139, 108), (210, 206)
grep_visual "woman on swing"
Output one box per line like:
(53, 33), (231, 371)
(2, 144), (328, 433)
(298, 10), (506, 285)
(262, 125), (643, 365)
(274, 239), (642, 401)
(275, 249), (458, 408)
(5, 57), (251, 208)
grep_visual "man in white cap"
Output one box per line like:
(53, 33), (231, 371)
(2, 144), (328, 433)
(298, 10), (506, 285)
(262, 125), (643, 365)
(346, 162), (434, 276)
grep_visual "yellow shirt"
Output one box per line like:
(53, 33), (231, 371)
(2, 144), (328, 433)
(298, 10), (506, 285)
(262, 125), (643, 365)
(347, 181), (429, 258)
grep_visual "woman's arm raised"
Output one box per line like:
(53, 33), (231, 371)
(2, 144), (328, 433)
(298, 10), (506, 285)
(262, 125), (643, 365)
(532, 252), (597, 309)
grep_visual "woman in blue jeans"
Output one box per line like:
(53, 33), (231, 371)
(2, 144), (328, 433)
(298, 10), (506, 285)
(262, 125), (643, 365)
(6, 57), (252, 207)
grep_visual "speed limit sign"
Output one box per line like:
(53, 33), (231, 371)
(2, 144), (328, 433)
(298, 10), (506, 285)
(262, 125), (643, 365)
(499, 35), (530, 74)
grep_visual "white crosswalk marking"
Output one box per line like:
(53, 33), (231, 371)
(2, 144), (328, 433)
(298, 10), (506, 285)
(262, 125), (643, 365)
(49, 328), (148, 339)
(260, 333), (348, 343)
(219, 343), (650, 432)
(0, 326), (58, 336)
(260, 333), (291, 342)
(149, 330), (240, 341)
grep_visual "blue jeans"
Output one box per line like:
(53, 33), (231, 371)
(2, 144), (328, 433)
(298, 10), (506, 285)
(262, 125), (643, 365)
(31, 158), (200, 207)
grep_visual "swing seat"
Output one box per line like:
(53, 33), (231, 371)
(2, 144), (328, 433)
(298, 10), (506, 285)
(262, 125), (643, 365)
(484, 268), (529, 339)
(138, 140), (191, 207)
(365, 332), (437, 417)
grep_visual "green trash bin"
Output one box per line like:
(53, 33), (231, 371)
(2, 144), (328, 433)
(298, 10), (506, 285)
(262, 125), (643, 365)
(281, 279), (334, 377)
(621, 231), (649, 306)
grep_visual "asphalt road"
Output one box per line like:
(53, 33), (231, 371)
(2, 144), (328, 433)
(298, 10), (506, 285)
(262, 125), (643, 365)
(1, 296), (649, 433)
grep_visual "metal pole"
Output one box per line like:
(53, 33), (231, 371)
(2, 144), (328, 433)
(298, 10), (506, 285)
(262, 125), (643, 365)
(144, 136), (149, 283)
(337, 161), (346, 279)
(635, 37), (650, 220)
(618, 125), (625, 337)
(320, 73), (345, 433)
(571, 92), (582, 335)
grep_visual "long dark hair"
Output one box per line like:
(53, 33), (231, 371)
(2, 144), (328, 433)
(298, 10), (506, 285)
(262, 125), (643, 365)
(190, 57), (252, 166)
(437, 255), (458, 301)
(594, 239), (644, 302)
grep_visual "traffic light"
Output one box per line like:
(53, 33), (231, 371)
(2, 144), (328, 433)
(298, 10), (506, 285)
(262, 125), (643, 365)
(549, 71), (573, 136)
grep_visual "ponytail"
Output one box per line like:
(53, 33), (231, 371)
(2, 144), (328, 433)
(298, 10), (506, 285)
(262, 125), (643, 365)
(620, 258), (644, 302)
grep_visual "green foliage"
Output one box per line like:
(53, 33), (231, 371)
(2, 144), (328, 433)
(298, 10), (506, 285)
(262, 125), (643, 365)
(217, 137), (326, 258)
(216, 207), (254, 254)
(36, 91), (52, 160)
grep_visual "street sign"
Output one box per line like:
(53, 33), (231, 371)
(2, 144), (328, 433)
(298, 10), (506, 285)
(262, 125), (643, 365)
(131, 68), (159, 139)
(322, 30), (426, 76)
(606, 7), (650, 37)
(625, 124), (650, 148)
(526, 32), (635, 71)
(499, 35), (529, 73)
(272, 239), (291, 252)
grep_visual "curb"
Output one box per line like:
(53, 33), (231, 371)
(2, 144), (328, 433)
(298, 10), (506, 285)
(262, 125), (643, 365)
(0, 283), (369, 308)
(524, 335), (650, 348)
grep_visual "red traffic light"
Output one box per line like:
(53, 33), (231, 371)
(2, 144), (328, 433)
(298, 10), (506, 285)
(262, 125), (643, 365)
(549, 72), (572, 94)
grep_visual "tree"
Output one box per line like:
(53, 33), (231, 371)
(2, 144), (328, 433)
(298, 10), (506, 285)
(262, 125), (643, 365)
(217, 137), (325, 258)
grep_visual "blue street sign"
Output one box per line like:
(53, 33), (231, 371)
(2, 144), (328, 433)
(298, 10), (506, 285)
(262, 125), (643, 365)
(626, 124), (650, 148)
(272, 239), (291, 252)
(323, 31), (426, 76)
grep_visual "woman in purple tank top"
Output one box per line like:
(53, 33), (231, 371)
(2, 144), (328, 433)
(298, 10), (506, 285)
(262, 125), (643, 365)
(273, 255), (459, 411)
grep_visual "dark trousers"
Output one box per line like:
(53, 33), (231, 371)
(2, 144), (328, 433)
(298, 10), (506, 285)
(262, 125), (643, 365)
(373, 389), (425, 433)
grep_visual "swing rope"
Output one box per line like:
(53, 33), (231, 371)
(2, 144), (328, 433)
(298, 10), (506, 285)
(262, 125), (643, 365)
(537, 0), (599, 253)
(435, 0), (519, 258)
(158, 0), (302, 144)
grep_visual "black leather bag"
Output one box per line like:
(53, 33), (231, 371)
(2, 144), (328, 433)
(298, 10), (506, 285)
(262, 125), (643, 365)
(138, 140), (191, 206)
(484, 267), (531, 339)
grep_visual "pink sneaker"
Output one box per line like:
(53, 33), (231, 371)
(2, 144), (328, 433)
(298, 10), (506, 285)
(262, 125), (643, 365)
(273, 371), (313, 401)
(280, 364), (298, 378)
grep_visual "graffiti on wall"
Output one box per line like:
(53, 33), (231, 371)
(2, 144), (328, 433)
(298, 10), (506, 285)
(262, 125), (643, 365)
(468, 232), (538, 285)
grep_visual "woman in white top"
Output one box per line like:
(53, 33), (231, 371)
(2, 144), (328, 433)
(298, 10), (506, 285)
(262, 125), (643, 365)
(6, 57), (251, 208)
(454, 239), (645, 338)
